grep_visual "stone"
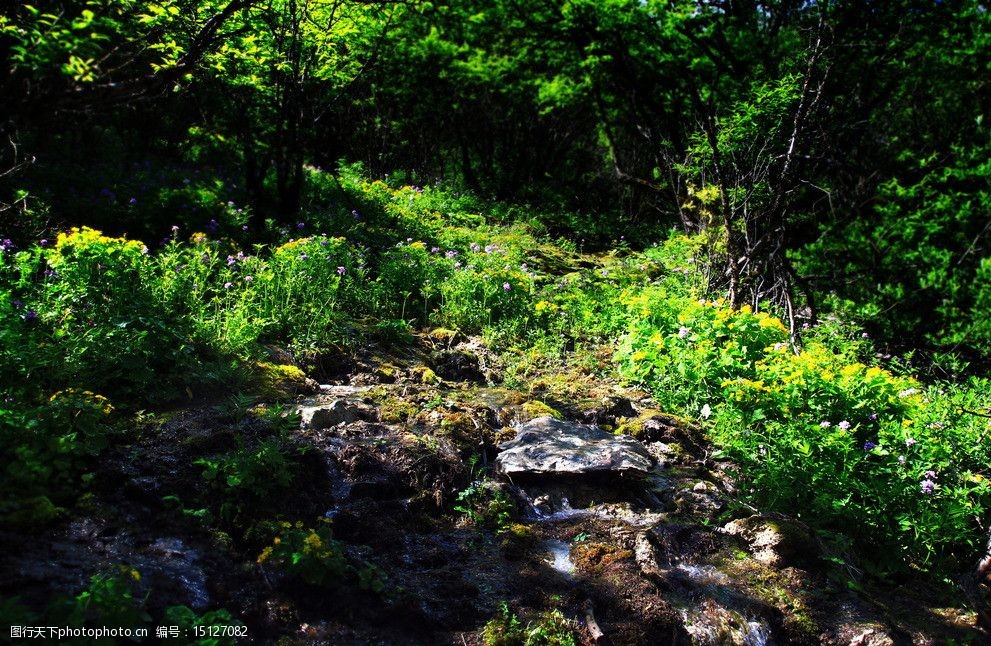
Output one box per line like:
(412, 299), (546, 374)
(722, 515), (817, 569)
(494, 416), (654, 477)
(300, 399), (375, 429)
(430, 349), (484, 382)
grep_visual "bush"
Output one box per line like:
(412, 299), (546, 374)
(617, 294), (991, 573)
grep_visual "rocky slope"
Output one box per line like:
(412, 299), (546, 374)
(1, 334), (983, 644)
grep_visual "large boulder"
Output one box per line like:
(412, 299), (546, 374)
(494, 416), (653, 477)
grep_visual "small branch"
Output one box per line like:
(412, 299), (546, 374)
(582, 599), (609, 645)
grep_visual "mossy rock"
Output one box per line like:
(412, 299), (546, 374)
(412, 366), (441, 384)
(428, 327), (460, 346)
(615, 409), (696, 443)
(375, 363), (399, 383)
(498, 523), (538, 559)
(572, 542), (634, 574)
(380, 398), (419, 423)
(439, 412), (477, 451)
(520, 400), (562, 421)
(1, 496), (63, 528)
(253, 362), (316, 400)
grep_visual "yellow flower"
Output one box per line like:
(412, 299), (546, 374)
(257, 546), (273, 564)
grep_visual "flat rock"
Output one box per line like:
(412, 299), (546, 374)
(495, 416), (653, 477)
(300, 400), (377, 429)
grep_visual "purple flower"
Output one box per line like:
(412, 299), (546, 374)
(819, 421), (831, 428)
(1, 239), (14, 251)
(838, 420), (851, 430)
(920, 479), (936, 495)
(337, 266), (346, 276)
(141, 245), (149, 255)
(431, 247), (440, 253)
(299, 253), (308, 260)
(223, 282), (234, 289)
(445, 250), (458, 259)
(244, 275), (253, 283)
(242, 225), (249, 232)
(129, 197), (137, 205)
(678, 327), (690, 339)
(297, 222), (305, 230)
(470, 243), (481, 253)
(485, 244), (497, 254)
(227, 255), (237, 266)
(351, 209), (361, 220)
(207, 219), (219, 233)
(12, 300), (23, 308)
(454, 261), (462, 269)
(39, 239), (48, 247)
(236, 251), (245, 260)
(861, 332), (869, 339)
(502, 282), (511, 291)
(905, 437), (916, 447)
(863, 441), (876, 451)
(898, 455), (906, 464)
(867, 412), (878, 421)
(924, 470), (937, 480)
(171, 225), (180, 233)
(23, 310), (38, 321)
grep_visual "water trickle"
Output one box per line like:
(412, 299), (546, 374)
(543, 539), (575, 577)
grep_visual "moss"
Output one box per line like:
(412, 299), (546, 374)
(499, 523), (538, 559)
(614, 408), (663, 437)
(572, 542), (634, 574)
(375, 363), (399, 383)
(380, 398), (419, 423)
(2, 495), (63, 528)
(520, 400), (562, 421)
(719, 555), (820, 641)
(428, 328), (460, 346)
(439, 412), (477, 451)
(413, 366), (441, 384)
(253, 362), (310, 400)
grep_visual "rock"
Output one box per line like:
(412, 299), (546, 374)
(846, 627), (895, 646)
(673, 488), (725, 519)
(723, 515), (817, 569)
(430, 349), (484, 382)
(494, 416), (654, 477)
(255, 362), (318, 399)
(300, 400), (376, 429)
(602, 395), (638, 419)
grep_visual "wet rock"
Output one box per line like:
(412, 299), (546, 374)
(602, 395), (638, 419)
(138, 538), (210, 611)
(845, 626), (895, 646)
(300, 400), (376, 429)
(430, 349), (484, 382)
(723, 515), (817, 569)
(124, 476), (162, 505)
(494, 417), (653, 477)
(673, 487), (725, 519)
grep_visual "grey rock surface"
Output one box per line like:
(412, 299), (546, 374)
(300, 399), (376, 429)
(495, 416), (653, 476)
